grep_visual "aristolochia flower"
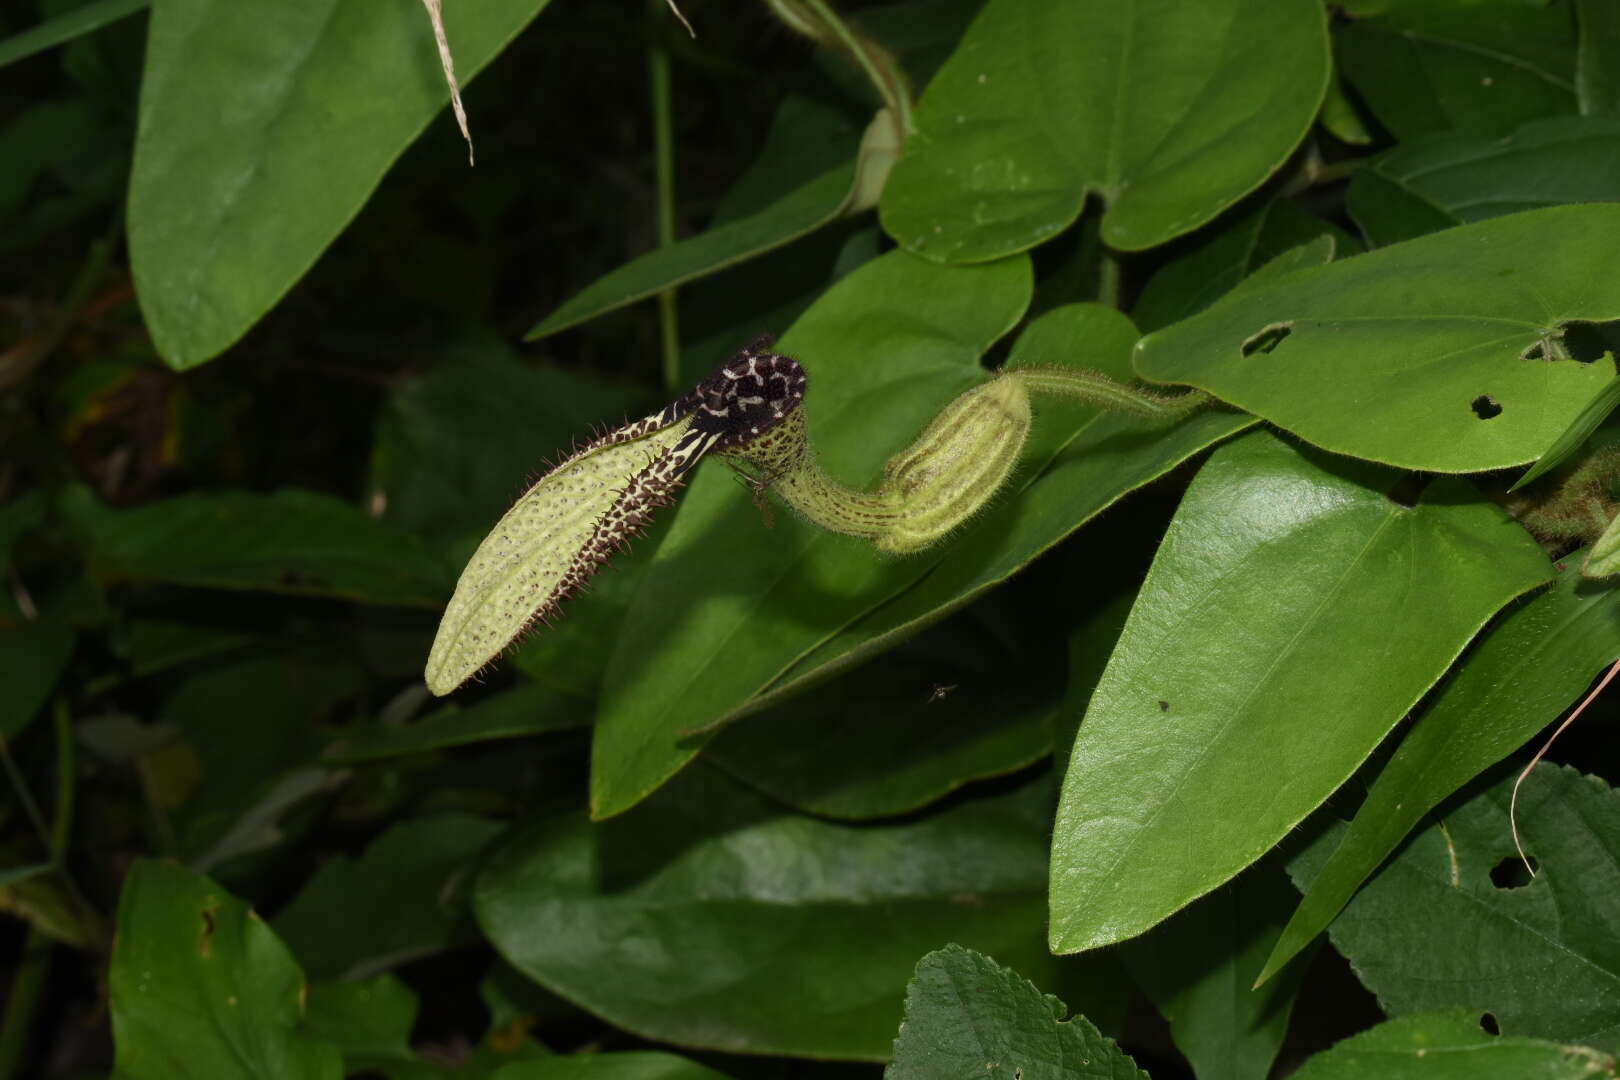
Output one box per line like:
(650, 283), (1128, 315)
(424, 339), (807, 696)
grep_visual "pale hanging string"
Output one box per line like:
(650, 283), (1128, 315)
(419, 0), (474, 165)
(665, 0), (696, 36)
(1510, 654), (1620, 876)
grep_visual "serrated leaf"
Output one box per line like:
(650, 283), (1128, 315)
(879, 0), (1329, 260)
(1298, 766), (1620, 1050)
(477, 766), (1055, 1061)
(1049, 430), (1551, 953)
(1289, 1010), (1618, 1080)
(885, 944), (1146, 1080)
(110, 860), (341, 1080)
(1133, 206), (1620, 473)
(1261, 562), (1620, 983)
(129, 0), (551, 368)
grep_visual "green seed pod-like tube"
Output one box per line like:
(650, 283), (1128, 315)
(875, 374), (1031, 553)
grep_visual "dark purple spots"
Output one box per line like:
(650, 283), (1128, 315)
(680, 337), (808, 448)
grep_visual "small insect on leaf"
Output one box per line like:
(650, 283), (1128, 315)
(424, 339), (806, 696)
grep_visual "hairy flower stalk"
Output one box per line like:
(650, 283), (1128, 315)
(424, 340), (1204, 694)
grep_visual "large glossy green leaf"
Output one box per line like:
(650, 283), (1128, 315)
(1260, 562), (1620, 985)
(1133, 206), (1620, 473)
(476, 766), (1055, 1060)
(879, 0), (1329, 260)
(62, 486), (452, 607)
(731, 304), (1257, 736)
(590, 249), (1031, 819)
(0, 619), (73, 740)
(1336, 4), (1578, 141)
(1299, 766), (1620, 1050)
(886, 944), (1147, 1080)
(1289, 1011), (1618, 1080)
(1579, 0), (1620, 115)
(1049, 430), (1551, 953)
(110, 860), (341, 1080)
(1347, 117), (1620, 247)
(275, 814), (504, 980)
(1121, 860), (1306, 1080)
(129, 0), (550, 368)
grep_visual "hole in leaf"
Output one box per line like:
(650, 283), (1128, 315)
(1522, 341), (1550, 362)
(1479, 1012), (1500, 1036)
(1471, 394), (1503, 420)
(1241, 322), (1293, 357)
(1560, 320), (1617, 364)
(1489, 855), (1536, 888)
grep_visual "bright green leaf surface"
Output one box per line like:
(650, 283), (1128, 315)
(1289, 1010), (1619, 1080)
(737, 304), (1256, 735)
(110, 860), (341, 1080)
(493, 1053), (733, 1080)
(879, 0), (1329, 260)
(1511, 379), (1620, 492)
(1578, 0), (1620, 116)
(1336, 5), (1577, 141)
(1122, 861), (1305, 1080)
(590, 249), (1031, 819)
(61, 486), (451, 606)
(0, 619), (73, 740)
(275, 814), (503, 980)
(1049, 431), (1551, 953)
(129, 0), (550, 368)
(1303, 766), (1620, 1050)
(477, 766), (1055, 1060)
(1262, 563), (1620, 983)
(885, 944), (1146, 1080)
(1133, 206), (1620, 473)
(706, 605), (1058, 819)
(1347, 117), (1620, 247)
(324, 681), (589, 765)
(1133, 200), (1353, 333)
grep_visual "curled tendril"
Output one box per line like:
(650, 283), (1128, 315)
(425, 336), (1205, 695)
